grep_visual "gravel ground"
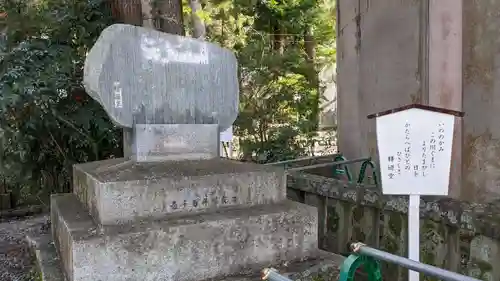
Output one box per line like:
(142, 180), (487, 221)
(0, 214), (50, 281)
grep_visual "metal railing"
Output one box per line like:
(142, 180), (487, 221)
(261, 243), (482, 281)
(264, 154), (343, 167)
(266, 153), (379, 186)
(285, 157), (368, 172)
(339, 243), (482, 281)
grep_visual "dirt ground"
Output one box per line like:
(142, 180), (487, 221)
(0, 214), (50, 281)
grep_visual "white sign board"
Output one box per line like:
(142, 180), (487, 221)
(376, 108), (454, 196)
(373, 105), (460, 281)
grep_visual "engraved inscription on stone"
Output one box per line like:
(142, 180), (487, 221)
(158, 185), (256, 214)
(83, 24), (239, 132)
(170, 201), (178, 210)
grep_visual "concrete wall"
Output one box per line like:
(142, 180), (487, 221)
(337, 0), (423, 164)
(337, 0), (500, 203)
(462, 0), (500, 202)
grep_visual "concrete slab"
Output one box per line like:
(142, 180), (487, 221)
(73, 158), (286, 225)
(28, 232), (343, 281)
(51, 193), (318, 281)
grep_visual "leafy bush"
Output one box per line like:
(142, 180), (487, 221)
(0, 0), (337, 205)
(0, 0), (121, 205)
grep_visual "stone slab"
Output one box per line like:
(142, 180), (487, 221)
(132, 124), (220, 162)
(28, 232), (343, 281)
(51, 193), (318, 281)
(73, 158), (286, 225)
(83, 24), (239, 131)
(27, 234), (66, 281)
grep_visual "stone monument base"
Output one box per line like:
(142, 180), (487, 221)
(71, 157), (288, 226)
(35, 158), (344, 281)
(50, 193), (318, 281)
(27, 233), (344, 281)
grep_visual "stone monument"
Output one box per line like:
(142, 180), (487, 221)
(28, 24), (343, 281)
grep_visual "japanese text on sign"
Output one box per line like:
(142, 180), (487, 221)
(386, 122), (446, 180)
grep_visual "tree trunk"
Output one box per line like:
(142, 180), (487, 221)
(220, 9), (226, 46)
(304, 26), (316, 80)
(189, 0), (206, 39)
(304, 25), (320, 129)
(272, 21), (284, 54)
(156, 0), (185, 35)
(140, 0), (154, 28)
(108, 0), (142, 26)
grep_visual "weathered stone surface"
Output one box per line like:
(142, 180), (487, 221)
(73, 158), (287, 225)
(51, 193), (318, 281)
(468, 235), (499, 280)
(28, 232), (343, 281)
(284, 162), (500, 280)
(132, 124), (220, 162)
(83, 24), (238, 131)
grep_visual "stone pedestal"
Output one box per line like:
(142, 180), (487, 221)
(131, 124), (220, 162)
(38, 158), (337, 281)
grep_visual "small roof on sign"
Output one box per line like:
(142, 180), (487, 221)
(367, 104), (465, 119)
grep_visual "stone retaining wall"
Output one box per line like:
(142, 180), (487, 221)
(287, 171), (500, 281)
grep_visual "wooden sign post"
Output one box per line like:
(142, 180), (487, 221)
(368, 104), (464, 281)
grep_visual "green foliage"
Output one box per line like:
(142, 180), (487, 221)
(0, 0), (337, 205)
(0, 0), (120, 205)
(200, 0), (337, 163)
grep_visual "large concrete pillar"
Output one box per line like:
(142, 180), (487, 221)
(427, 0), (463, 198)
(337, 0), (500, 202)
(337, 0), (424, 176)
(462, 0), (500, 202)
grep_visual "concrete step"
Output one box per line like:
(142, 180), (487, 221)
(51, 193), (318, 281)
(28, 232), (344, 281)
(73, 158), (286, 225)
